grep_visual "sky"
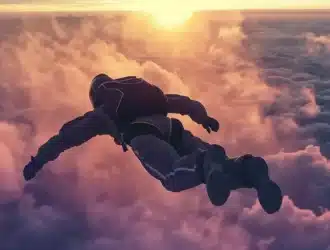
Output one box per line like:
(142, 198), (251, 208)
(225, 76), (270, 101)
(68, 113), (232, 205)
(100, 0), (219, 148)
(0, 0), (330, 12)
(1, 8), (330, 250)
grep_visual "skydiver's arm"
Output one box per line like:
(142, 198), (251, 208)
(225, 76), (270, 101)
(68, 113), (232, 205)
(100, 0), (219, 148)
(166, 94), (209, 125)
(32, 107), (116, 167)
(165, 94), (219, 133)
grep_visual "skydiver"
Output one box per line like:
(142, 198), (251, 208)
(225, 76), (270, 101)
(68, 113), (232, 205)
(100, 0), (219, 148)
(23, 73), (283, 214)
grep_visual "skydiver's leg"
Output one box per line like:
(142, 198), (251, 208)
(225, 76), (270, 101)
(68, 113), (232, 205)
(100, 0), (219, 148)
(231, 155), (283, 214)
(130, 130), (282, 213)
(174, 130), (282, 213)
(174, 129), (210, 156)
(174, 130), (235, 205)
(130, 131), (234, 207)
(130, 134), (206, 192)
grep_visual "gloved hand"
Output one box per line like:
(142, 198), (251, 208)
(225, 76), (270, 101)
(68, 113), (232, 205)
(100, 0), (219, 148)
(23, 156), (43, 181)
(202, 116), (220, 133)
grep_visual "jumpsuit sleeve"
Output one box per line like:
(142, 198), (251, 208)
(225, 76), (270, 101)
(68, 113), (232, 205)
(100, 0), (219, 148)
(165, 94), (209, 125)
(33, 107), (117, 166)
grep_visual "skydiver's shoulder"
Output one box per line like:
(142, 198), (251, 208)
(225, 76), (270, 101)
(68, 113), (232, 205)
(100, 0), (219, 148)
(166, 94), (191, 100)
(114, 76), (144, 84)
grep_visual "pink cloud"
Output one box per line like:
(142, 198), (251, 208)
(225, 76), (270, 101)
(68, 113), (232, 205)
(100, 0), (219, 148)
(0, 13), (328, 250)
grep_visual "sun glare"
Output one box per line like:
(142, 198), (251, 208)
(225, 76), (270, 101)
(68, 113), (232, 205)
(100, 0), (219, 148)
(148, 8), (194, 29)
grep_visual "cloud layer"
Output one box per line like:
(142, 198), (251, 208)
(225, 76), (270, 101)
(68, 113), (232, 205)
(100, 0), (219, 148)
(1, 12), (330, 250)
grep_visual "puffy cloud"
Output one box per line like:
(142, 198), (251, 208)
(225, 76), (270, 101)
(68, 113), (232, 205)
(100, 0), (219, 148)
(0, 11), (330, 250)
(266, 146), (330, 214)
(241, 197), (330, 250)
(305, 32), (330, 55)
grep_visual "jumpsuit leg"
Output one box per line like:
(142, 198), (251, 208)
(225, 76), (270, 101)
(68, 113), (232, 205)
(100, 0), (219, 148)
(173, 130), (237, 206)
(130, 134), (206, 192)
(175, 129), (211, 156)
(177, 133), (283, 213)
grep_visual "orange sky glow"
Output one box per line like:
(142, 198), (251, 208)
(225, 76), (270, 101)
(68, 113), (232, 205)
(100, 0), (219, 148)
(0, 0), (330, 13)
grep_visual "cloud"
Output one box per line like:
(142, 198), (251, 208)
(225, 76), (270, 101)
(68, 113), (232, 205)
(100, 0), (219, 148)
(240, 197), (330, 250)
(266, 146), (330, 214)
(1, 12), (330, 250)
(305, 32), (330, 55)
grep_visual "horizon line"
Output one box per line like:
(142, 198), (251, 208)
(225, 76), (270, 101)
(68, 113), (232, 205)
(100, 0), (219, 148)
(1, 8), (330, 13)
(1, 3), (330, 13)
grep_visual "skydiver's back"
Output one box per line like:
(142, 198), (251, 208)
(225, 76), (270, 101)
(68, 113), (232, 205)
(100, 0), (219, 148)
(89, 74), (168, 124)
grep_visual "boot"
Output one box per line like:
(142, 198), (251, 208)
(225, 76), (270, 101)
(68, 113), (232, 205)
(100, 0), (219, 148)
(235, 155), (283, 214)
(203, 145), (234, 206)
(23, 156), (44, 181)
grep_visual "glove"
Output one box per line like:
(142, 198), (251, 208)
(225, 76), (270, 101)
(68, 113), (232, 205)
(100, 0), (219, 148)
(23, 156), (43, 181)
(202, 116), (220, 133)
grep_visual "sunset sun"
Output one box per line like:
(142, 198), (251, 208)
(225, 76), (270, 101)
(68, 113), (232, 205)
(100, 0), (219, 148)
(148, 7), (194, 29)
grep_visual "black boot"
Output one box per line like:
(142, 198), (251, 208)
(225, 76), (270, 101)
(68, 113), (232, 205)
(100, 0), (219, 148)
(235, 155), (283, 214)
(23, 156), (44, 181)
(203, 145), (234, 206)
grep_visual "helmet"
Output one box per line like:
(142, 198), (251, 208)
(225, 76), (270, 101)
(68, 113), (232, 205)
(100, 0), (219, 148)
(89, 73), (113, 108)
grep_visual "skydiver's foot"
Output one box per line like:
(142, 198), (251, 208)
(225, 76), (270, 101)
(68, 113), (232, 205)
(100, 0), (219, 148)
(257, 179), (283, 214)
(239, 156), (283, 214)
(23, 157), (43, 181)
(204, 145), (232, 206)
(206, 164), (232, 206)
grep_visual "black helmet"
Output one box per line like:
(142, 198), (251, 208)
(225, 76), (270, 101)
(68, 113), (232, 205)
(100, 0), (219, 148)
(89, 73), (113, 108)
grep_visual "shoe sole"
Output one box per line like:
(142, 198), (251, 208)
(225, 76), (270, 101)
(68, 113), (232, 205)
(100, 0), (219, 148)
(206, 166), (231, 206)
(257, 180), (283, 214)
